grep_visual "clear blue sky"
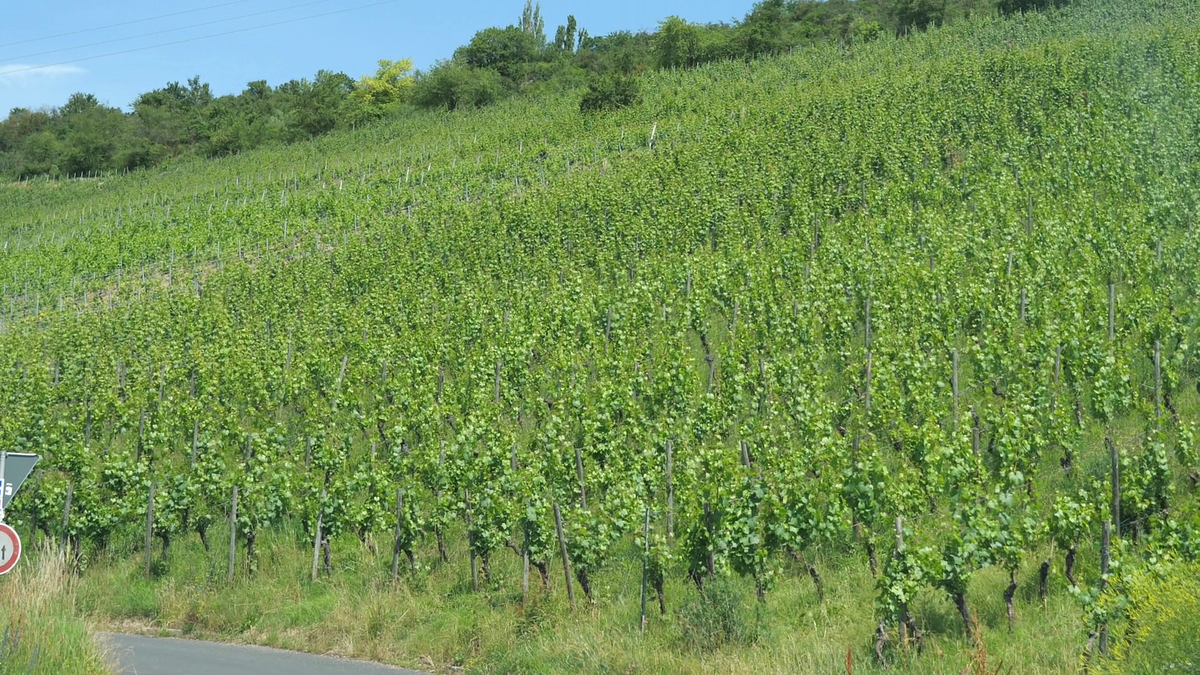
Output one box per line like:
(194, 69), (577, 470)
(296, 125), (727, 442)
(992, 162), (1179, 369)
(0, 0), (750, 114)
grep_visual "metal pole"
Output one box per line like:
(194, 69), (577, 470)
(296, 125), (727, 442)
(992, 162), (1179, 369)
(0, 451), (7, 523)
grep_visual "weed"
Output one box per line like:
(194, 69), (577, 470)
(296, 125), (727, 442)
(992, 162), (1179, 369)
(676, 576), (759, 652)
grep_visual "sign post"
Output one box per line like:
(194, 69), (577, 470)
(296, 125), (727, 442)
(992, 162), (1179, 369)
(0, 451), (39, 576)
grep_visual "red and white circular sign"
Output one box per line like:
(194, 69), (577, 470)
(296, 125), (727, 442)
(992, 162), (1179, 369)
(0, 523), (21, 575)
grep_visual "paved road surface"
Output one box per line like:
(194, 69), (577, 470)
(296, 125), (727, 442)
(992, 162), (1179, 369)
(103, 633), (428, 675)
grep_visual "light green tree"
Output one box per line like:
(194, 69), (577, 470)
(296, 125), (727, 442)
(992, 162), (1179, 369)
(351, 59), (415, 108)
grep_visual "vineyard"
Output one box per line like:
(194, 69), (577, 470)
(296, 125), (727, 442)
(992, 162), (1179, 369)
(2, 0), (1200, 672)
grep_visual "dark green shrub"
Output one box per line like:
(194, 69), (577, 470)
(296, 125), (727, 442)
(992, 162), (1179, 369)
(998, 0), (1070, 14)
(579, 73), (641, 114)
(413, 63), (506, 111)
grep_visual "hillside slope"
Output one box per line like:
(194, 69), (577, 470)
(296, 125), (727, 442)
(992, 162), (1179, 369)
(2, 1), (1199, 672)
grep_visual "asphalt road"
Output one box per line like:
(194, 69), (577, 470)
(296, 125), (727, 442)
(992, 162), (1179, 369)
(103, 633), (428, 675)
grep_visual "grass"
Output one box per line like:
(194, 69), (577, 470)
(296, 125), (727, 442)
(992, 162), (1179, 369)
(60, 518), (1102, 675)
(0, 544), (111, 675)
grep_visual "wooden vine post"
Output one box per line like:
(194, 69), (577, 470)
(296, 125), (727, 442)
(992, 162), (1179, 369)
(971, 407), (981, 457)
(1055, 345), (1062, 386)
(1154, 340), (1162, 420)
(575, 446), (587, 509)
(512, 447), (530, 604)
(61, 483), (73, 557)
(391, 487), (404, 584)
(311, 490), (325, 582)
(1099, 521), (1111, 655)
(144, 482), (156, 579)
(1108, 283), (1116, 341)
(640, 507), (651, 634)
(553, 503), (575, 610)
(896, 517), (908, 648)
(665, 440), (675, 540)
(1109, 435), (1120, 538)
(494, 359), (501, 404)
(465, 488), (478, 592)
(951, 348), (960, 424)
(227, 486), (238, 584)
(190, 420), (199, 468)
(864, 296), (872, 414)
(435, 444), (447, 563)
(522, 535), (530, 607)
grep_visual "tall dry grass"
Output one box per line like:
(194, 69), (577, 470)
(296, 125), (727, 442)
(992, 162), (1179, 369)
(0, 544), (110, 675)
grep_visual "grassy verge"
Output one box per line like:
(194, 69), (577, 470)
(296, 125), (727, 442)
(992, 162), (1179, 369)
(67, 521), (1099, 675)
(0, 544), (111, 675)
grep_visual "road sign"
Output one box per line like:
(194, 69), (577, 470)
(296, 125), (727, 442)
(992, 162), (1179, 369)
(0, 523), (20, 575)
(0, 452), (39, 513)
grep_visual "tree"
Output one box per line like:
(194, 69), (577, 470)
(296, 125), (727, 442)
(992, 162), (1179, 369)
(0, 108), (50, 153)
(59, 99), (128, 175)
(182, 76), (214, 107)
(58, 93), (101, 119)
(519, 0), (546, 45)
(285, 70), (356, 137)
(997, 0), (1070, 14)
(133, 78), (213, 152)
(853, 19), (885, 43)
(351, 59), (415, 108)
(574, 30), (654, 76)
(735, 0), (790, 57)
(654, 16), (703, 69)
(13, 131), (61, 177)
(891, 0), (947, 33)
(554, 15), (578, 52)
(413, 62), (505, 111)
(201, 94), (270, 156)
(456, 26), (542, 80)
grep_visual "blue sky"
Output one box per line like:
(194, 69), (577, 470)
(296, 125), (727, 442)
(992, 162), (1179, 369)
(0, 0), (749, 114)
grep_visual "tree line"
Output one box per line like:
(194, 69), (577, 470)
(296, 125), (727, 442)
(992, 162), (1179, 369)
(0, 0), (1067, 181)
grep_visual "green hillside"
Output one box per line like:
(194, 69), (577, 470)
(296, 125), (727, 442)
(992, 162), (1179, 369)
(2, 1), (1199, 673)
